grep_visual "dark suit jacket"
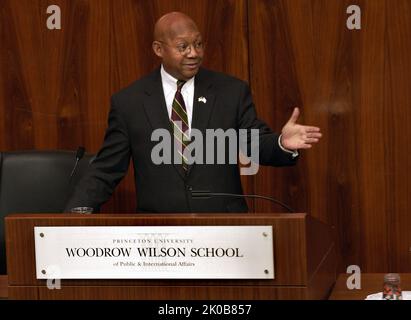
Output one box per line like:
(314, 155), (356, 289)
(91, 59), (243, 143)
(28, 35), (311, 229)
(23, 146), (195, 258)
(65, 67), (298, 213)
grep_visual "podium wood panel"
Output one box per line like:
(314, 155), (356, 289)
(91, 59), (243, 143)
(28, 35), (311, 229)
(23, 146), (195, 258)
(0, 275), (7, 299)
(5, 213), (336, 300)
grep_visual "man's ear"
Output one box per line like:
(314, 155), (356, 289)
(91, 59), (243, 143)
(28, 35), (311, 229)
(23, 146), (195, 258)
(152, 41), (163, 58)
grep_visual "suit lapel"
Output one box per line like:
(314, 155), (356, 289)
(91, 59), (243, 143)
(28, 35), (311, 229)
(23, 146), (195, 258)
(142, 69), (186, 180)
(142, 68), (172, 133)
(187, 68), (216, 177)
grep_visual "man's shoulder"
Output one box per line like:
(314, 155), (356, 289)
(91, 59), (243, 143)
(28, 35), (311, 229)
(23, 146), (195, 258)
(112, 68), (159, 101)
(198, 68), (247, 87)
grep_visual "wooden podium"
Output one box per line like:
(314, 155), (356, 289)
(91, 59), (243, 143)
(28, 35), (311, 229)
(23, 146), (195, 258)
(5, 213), (336, 300)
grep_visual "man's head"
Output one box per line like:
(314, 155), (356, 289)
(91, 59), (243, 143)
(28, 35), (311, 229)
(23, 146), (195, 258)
(152, 12), (204, 81)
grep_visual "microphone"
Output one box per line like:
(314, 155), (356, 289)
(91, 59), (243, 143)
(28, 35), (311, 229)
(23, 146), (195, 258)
(69, 146), (85, 182)
(191, 190), (295, 213)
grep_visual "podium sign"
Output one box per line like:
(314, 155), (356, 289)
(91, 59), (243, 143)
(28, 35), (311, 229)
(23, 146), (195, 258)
(34, 226), (274, 279)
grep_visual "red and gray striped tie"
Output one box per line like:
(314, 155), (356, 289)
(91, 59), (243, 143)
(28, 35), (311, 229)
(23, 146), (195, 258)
(170, 80), (190, 171)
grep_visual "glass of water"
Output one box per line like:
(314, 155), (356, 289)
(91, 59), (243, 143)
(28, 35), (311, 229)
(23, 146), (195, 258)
(383, 273), (402, 300)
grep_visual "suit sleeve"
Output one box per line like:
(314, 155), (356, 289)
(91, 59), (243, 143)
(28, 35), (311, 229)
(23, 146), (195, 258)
(64, 96), (131, 212)
(237, 81), (298, 166)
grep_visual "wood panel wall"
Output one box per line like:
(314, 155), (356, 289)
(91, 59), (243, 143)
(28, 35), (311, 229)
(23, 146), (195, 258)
(249, 0), (411, 273)
(1, 0), (410, 272)
(0, 0), (251, 213)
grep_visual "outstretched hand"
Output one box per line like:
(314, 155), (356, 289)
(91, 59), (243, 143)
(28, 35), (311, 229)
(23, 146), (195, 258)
(281, 107), (322, 150)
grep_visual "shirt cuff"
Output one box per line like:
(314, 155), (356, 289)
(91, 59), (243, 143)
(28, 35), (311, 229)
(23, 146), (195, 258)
(278, 134), (299, 159)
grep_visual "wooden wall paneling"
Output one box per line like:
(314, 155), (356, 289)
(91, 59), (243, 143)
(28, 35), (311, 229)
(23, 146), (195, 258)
(249, 0), (411, 272)
(0, 1), (37, 150)
(385, 0), (411, 272)
(309, 0), (366, 271)
(248, 0), (305, 214)
(0, 1), (251, 213)
(52, 0), (92, 140)
(3, 0), (410, 272)
(248, 0), (394, 272)
(355, 0), (389, 272)
(0, 275), (7, 299)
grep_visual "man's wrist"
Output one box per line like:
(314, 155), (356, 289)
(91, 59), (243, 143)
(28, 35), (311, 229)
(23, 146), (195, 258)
(278, 134), (299, 158)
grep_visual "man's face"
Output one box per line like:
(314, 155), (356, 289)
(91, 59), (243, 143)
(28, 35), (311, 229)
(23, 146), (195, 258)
(155, 28), (204, 80)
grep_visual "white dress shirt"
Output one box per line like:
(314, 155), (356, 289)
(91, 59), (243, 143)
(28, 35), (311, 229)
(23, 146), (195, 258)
(160, 65), (194, 132)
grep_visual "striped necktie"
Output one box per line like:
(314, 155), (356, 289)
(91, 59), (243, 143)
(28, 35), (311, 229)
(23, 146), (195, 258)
(170, 80), (190, 171)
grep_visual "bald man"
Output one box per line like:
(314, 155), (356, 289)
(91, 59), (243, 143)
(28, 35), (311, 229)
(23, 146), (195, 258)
(65, 12), (321, 213)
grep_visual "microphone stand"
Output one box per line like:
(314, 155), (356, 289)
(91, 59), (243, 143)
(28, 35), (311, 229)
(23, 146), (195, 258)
(69, 146), (85, 183)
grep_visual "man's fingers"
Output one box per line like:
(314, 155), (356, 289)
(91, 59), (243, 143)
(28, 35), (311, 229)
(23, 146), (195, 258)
(306, 132), (322, 139)
(305, 126), (321, 133)
(287, 107), (300, 124)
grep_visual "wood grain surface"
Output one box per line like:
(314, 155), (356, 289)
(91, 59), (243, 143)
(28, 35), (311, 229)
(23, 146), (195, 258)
(248, 0), (411, 273)
(0, 275), (7, 299)
(0, 0), (410, 273)
(5, 213), (335, 300)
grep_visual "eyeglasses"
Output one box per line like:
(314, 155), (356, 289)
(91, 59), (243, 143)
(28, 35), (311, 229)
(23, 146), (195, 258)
(159, 40), (204, 55)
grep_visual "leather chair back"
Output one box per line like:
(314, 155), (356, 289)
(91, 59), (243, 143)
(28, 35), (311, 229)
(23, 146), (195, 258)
(0, 150), (94, 274)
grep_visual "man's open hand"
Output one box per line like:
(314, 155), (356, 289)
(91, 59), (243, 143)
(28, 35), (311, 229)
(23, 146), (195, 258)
(281, 107), (322, 150)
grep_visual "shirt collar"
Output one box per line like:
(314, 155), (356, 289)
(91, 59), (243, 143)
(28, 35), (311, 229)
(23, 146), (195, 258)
(160, 65), (195, 92)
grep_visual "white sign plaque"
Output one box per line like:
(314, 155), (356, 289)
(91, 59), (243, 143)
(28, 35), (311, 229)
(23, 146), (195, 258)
(34, 226), (274, 279)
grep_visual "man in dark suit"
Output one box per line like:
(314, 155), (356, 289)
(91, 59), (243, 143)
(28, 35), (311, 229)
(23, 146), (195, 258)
(65, 12), (322, 213)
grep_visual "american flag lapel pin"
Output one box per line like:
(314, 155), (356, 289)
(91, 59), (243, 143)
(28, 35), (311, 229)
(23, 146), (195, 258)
(198, 96), (207, 104)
